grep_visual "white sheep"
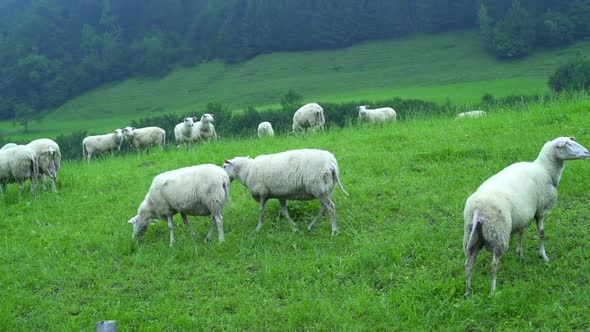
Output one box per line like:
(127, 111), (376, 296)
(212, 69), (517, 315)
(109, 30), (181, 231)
(1, 143), (17, 150)
(174, 117), (197, 146)
(457, 110), (486, 119)
(257, 122), (274, 138)
(223, 149), (348, 235)
(82, 129), (125, 161)
(0, 145), (38, 197)
(127, 164), (230, 246)
(292, 103), (325, 132)
(192, 113), (217, 142)
(122, 126), (166, 150)
(358, 105), (397, 123)
(463, 137), (589, 297)
(26, 138), (61, 192)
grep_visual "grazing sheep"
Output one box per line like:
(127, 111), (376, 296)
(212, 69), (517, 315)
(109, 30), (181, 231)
(292, 103), (325, 132)
(82, 129), (125, 162)
(27, 138), (61, 192)
(192, 113), (217, 142)
(0, 145), (38, 197)
(457, 110), (486, 119)
(122, 126), (166, 150)
(463, 137), (589, 297)
(257, 122), (274, 138)
(128, 164), (230, 246)
(174, 117), (197, 146)
(358, 105), (397, 123)
(1, 143), (17, 150)
(223, 149), (349, 235)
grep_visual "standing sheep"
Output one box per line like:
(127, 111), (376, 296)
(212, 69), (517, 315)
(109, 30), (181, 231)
(0, 145), (38, 197)
(1, 143), (17, 150)
(128, 164), (230, 246)
(257, 122), (274, 138)
(27, 138), (61, 192)
(292, 103), (325, 133)
(463, 137), (589, 296)
(192, 113), (217, 142)
(82, 129), (125, 162)
(223, 149), (349, 235)
(457, 110), (486, 119)
(174, 117), (197, 146)
(122, 126), (166, 150)
(358, 105), (397, 123)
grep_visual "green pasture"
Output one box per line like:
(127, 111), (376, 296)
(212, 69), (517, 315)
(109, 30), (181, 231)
(1, 94), (590, 330)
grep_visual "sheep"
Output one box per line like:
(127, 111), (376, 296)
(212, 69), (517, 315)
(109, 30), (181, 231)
(0, 145), (38, 197)
(127, 164), (230, 246)
(26, 138), (61, 192)
(457, 110), (486, 119)
(122, 126), (166, 150)
(174, 117), (197, 146)
(192, 113), (217, 142)
(223, 149), (349, 235)
(292, 103), (325, 133)
(257, 121), (274, 138)
(463, 137), (589, 297)
(358, 105), (397, 123)
(82, 129), (125, 162)
(1, 143), (17, 150)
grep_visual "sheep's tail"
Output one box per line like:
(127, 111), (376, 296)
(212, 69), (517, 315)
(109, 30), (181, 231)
(161, 131), (167, 149)
(82, 141), (88, 160)
(331, 162), (349, 197)
(30, 153), (39, 190)
(222, 179), (230, 204)
(465, 209), (483, 252)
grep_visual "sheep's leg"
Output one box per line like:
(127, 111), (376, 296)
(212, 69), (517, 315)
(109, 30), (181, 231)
(307, 204), (326, 231)
(516, 229), (525, 263)
(40, 174), (47, 191)
(18, 180), (25, 196)
(536, 216), (549, 261)
(279, 199), (299, 232)
(167, 216), (175, 246)
(49, 175), (57, 192)
(308, 197), (337, 235)
(464, 247), (479, 296)
(181, 213), (197, 239)
(256, 197), (267, 232)
(206, 212), (225, 243)
(489, 253), (502, 297)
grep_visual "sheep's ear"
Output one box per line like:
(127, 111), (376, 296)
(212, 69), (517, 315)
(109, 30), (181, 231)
(193, 117), (198, 121)
(224, 159), (232, 165)
(128, 216), (138, 224)
(569, 136), (576, 141)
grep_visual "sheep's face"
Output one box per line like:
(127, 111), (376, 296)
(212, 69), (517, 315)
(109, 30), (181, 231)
(358, 106), (368, 118)
(128, 215), (149, 240)
(184, 118), (195, 127)
(202, 113), (214, 123)
(223, 159), (237, 181)
(122, 127), (135, 138)
(113, 129), (125, 141)
(555, 137), (589, 160)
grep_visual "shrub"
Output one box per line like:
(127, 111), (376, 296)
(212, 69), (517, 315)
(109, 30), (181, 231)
(535, 11), (574, 48)
(548, 59), (590, 92)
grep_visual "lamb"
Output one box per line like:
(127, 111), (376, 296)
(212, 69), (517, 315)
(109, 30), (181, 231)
(223, 149), (349, 235)
(0, 145), (38, 197)
(82, 129), (125, 161)
(174, 117), (197, 146)
(358, 105), (397, 123)
(257, 122), (274, 138)
(1, 143), (17, 150)
(26, 138), (61, 192)
(122, 126), (166, 150)
(457, 110), (486, 119)
(463, 137), (589, 297)
(192, 113), (217, 142)
(127, 164), (230, 246)
(292, 103), (325, 132)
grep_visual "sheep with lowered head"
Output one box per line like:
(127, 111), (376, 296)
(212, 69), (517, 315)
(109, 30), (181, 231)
(82, 129), (125, 161)
(27, 138), (61, 192)
(463, 137), (589, 297)
(174, 117), (197, 146)
(128, 164), (230, 246)
(1, 143), (17, 150)
(0, 145), (38, 197)
(292, 103), (325, 133)
(192, 113), (217, 142)
(358, 105), (397, 123)
(257, 121), (274, 138)
(123, 126), (166, 150)
(457, 110), (486, 119)
(223, 149), (348, 235)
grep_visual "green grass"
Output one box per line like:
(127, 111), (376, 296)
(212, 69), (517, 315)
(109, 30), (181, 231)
(1, 94), (590, 330)
(2, 29), (590, 141)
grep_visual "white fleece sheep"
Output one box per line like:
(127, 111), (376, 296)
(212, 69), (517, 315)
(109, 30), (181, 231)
(123, 126), (166, 150)
(223, 149), (348, 235)
(0, 145), (38, 197)
(292, 103), (325, 132)
(257, 122), (274, 138)
(463, 137), (589, 296)
(26, 138), (61, 192)
(128, 164), (230, 246)
(457, 110), (486, 119)
(192, 113), (217, 142)
(358, 105), (397, 123)
(174, 117), (197, 146)
(82, 129), (125, 161)
(1, 143), (17, 150)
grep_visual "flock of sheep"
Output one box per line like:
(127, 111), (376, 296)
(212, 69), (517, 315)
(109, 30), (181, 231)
(1, 101), (587, 298)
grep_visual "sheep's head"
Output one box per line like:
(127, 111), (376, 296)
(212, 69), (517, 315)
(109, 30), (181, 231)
(358, 105), (369, 118)
(113, 129), (125, 141)
(554, 137), (589, 160)
(202, 113), (214, 124)
(122, 127), (135, 138)
(128, 215), (148, 240)
(223, 157), (249, 181)
(184, 117), (195, 127)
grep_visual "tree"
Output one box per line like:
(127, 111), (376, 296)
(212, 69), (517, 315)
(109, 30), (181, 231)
(548, 59), (590, 92)
(14, 103), (36, 133)
(489, 0), (536, 59)
(280, 90), (303, 112)
(535, 11), (574, 47)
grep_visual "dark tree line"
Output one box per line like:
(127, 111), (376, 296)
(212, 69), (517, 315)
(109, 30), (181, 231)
(0, 0), (589, 122)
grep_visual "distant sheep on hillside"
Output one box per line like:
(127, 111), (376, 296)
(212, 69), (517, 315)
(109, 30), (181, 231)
(292, 103), (325, 133)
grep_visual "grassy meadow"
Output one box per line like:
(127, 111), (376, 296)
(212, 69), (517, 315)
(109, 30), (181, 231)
(1, 94), (590, 330)
(2, 29), (590, 141)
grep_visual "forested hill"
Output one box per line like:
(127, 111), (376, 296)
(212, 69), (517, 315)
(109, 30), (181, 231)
(0, 0), (588, 121)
